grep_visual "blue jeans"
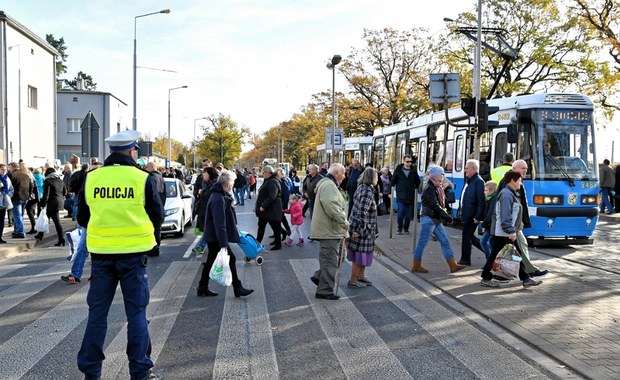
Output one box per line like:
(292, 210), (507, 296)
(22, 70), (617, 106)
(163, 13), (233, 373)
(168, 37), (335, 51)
(480, 229), (492, 260)
(413, 216), (454, 260)
(244, 184), (251, 199)
(11, 199), (27, 236)
(194, 235), (206, 250)
(71, 227), (88, 278)
(78, 255), (153, 380)
(234, 188), (245, 205)
(72, 196), (79, 219)
(396, 201), (414, 232)
(600, 187), (614, 213)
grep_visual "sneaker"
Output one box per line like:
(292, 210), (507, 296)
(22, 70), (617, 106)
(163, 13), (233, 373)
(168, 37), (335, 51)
(61, 274), (81, 284)
(141, 371), (162, 380)
(522, 278), (543, 288)
(403, 230), (410, 234)
(284, 238), (293, 246)
(480, 279), (500, 287)
(192, 246), (204, 254)
(529, 269), (549, 278)
(492, 275), (511, 283)
(396, 230), (403, 235)
(296, 239), (304, 246)
(347, 281), (366, 288)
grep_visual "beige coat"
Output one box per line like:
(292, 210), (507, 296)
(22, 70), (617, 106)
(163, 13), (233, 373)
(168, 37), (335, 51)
(310, 176), (349, 240)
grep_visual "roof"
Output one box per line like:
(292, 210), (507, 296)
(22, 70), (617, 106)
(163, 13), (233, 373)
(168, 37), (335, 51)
(0, 11), (60, 56)
(58, 90), (127, 106)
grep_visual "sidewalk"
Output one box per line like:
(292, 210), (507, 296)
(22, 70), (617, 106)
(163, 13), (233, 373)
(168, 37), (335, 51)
(374, 211), (619, 380)
(0, 211), (78, 260)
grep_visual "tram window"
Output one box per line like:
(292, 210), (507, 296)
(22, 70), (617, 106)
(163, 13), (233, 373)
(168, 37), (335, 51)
(455, 135), (465, 172)
(385, 134), (396, 170)
(493, 132), (508, 168)
(428, 141), (446, 168)
(373, 137), (385, 169)
(445, 140), (454, 172)
(419, 141), (427, 173)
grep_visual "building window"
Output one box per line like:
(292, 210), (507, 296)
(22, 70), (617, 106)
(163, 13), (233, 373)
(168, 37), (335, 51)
(28, 86), (38, 109)
(68, 118), (82, 133)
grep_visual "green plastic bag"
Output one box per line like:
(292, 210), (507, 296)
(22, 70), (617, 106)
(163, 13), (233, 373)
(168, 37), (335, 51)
(194, 228), (203, 236)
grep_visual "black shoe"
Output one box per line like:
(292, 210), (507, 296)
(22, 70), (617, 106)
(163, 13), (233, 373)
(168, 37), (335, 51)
(54, 239), (66, 247)
(457, 259), (471, 266)
(315, 293), (340, 300)
(492, 275), (511, 283)
(33, 232), (43, 241)
(61, 274), (81, 284)
(0, 238), (7, 244)
(233, 286), (254, 297)
(146, 248), (160, 257)
(310, 276), (319, 286)
(529, 269), (549, 277)
(12, 234), (26, 239)
(270, 245), (282, 251)
(268, 234), (275, 238)
(26, 229), (37, 234)
(270, 241), (277, 246)
(197, 287), (218, 297)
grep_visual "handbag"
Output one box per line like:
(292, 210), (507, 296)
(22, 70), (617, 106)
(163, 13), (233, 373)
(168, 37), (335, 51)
(209, 247), (232, 286)
(35, 208), (50, 234)
(377, 198), (387, 216)
(0, 193), (13, 210)
(492, 243), (521, 279)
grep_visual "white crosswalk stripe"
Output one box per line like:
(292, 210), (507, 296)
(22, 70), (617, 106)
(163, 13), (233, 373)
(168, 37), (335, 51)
(0, 255), (554, 379)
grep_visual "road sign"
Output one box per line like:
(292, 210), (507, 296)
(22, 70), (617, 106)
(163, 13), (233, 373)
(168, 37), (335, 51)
(326, 128), (343, 150)
(429, 73), (460, 104)
(80, 111), (100, 158)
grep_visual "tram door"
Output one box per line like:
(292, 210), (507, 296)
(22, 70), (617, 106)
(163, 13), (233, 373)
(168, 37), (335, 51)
(417, 137), (428, 178)
(491, 128), (509, 169)
(451, 129), (467, 214)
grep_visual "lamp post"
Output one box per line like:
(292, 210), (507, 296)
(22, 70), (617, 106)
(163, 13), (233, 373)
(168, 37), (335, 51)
(193, 117), (207, 168)
(168, 85), (187, 167)
(133, 9), (170, 131)
(8, 44), (21, 160)
(326, 54), (342, 165)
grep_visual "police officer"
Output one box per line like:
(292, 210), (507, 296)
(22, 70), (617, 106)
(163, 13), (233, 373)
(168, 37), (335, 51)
(77, 130), (164, 380)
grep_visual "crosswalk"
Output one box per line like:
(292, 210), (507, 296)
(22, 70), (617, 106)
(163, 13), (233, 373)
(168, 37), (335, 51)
(0, 253), (552, 379)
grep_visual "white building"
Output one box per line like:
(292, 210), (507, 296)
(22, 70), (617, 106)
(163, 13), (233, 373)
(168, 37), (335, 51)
(0, 11), (58, 166)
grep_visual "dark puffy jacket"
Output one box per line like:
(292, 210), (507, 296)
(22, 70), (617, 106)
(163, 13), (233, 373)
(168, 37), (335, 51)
(195, 180), (216, 232)
(255, 174), (282, 221)
(204, 182), (239, 247)
(482, 194), (497, 229)
(41, 173), (67, 214)
(461, 174), (485, 222)
(280, 177), (290, 207)
(390, 164), (421, 204)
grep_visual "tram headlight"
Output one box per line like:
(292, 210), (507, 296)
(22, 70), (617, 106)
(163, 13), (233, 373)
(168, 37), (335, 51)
(533, 195), (564, 205)
(581, 195), (598, 205)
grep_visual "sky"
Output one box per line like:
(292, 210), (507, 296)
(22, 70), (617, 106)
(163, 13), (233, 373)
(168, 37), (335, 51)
(2, 0), (475, 148)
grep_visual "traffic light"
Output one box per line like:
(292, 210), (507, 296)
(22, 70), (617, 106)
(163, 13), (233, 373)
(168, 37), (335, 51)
(461, 97), (476, 117)
(477, 98), (499, 133)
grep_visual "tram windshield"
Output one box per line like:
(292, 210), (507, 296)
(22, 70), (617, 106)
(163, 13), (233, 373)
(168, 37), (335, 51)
(532, 108), (597, 181)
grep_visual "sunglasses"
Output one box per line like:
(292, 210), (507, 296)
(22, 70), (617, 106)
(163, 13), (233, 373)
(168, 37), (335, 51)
(404, 161), (412, 164)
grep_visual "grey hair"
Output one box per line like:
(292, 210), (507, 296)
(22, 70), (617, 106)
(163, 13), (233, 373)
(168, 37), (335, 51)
(217, 169), (236, 185)
(466, 159), (479, 172)
(262, 165), (274, 174)
(328, 163), (345, 175)
(512, 159), (527, 170)
(307, 164), (319, 171)
(358, 167), (378, 185)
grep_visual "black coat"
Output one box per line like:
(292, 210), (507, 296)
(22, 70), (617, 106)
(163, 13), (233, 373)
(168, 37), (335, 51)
(255, 174), (282, 222)
(204, 182), (239, 247)
(420, 182), (452, 224)
(390, 164), (421, 204)
(41, 173), (67, 214)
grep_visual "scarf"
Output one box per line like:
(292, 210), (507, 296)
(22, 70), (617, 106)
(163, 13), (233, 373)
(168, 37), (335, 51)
(430, 176), (445, 207)
(0, 174), (8, 195)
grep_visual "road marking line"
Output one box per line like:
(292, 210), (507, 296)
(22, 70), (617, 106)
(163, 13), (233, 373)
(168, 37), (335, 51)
(183, 235), (201, 258)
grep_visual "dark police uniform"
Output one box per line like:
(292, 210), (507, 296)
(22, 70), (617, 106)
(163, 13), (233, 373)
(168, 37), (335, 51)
(76, 130), (164, 380)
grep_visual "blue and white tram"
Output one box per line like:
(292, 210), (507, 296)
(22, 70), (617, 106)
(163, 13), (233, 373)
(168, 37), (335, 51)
(316, 136), (374, 166)
(372, 93), (599, 246)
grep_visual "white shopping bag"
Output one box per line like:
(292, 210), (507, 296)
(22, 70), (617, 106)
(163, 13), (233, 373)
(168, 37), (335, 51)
(35, 208), (49, 234)
(66, 228), (82, 261)
(209, 247), (232, 286)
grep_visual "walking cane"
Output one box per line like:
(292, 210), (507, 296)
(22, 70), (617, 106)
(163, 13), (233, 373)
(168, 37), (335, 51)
(333, 238), (347, 296)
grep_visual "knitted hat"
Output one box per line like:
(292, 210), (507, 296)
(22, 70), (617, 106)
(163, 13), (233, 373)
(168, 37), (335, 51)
(427, 165), (444, 178)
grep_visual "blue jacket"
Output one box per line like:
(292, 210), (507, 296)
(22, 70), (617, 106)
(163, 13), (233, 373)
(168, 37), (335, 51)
(461, 173), (485, 222)
(204, 182), (240, 247)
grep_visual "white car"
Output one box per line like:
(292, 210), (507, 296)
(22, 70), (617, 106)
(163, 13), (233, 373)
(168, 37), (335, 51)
(162, 178), (193, 237)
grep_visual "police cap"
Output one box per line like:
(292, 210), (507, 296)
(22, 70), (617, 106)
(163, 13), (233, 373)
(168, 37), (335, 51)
(105, 130), (140, 151)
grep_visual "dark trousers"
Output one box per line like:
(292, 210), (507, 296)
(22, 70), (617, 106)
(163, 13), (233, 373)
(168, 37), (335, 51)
(396, 202), (413, 231)
(78, 255), (153, 380)
(481, 235), (529, 281)
(49, 211), (64, 242)
(460, 220), (483, 263)
(198, 242), (241, 289)
(281, 212), (291, 236)
(0, 208), (5, 236)
(256, 217), (281, 247)
(25, 199), (38, 228)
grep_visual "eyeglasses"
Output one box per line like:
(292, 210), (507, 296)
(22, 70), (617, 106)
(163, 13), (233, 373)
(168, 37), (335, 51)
(404, 161), (412, 164)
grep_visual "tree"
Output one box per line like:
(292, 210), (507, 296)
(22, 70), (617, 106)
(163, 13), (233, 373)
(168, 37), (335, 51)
(64, 71), (97, 90)
(151, 132), (188, 165)
(46, 34), (68, 90)
(197, 114), (249, 168)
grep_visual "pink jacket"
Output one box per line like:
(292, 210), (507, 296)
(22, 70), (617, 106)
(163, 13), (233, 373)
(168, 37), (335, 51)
(286, 201), (304, 225)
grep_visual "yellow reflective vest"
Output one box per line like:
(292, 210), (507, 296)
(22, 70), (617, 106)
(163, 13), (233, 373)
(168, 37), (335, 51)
(85, 165), (156, 254)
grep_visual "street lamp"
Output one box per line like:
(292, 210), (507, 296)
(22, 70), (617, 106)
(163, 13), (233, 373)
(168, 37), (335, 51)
(8, 44), (21, 161)
(326, 54), (342, 165)
(193, 117), (207, 168)
(168, 85), (187, 167)
(133, 9), (170, 131)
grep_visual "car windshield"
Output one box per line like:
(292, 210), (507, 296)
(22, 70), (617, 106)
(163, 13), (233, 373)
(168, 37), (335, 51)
(166, 183), (178, 198)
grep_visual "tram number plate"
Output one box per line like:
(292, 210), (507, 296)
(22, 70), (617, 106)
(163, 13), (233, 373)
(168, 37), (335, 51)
(581, 181), (597, 189)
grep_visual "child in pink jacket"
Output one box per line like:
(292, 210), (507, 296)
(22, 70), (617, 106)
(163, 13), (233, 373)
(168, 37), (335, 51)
(284, 194), (304, 246)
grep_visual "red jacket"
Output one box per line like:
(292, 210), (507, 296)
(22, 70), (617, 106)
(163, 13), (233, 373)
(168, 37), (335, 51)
(285, 201), (303, 225)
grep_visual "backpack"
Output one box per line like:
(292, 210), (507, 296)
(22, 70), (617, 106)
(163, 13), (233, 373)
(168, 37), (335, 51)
(249, 173), (256, 185)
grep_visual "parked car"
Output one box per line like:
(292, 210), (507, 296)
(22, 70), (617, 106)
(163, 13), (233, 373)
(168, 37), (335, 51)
(162, 178), (193, 237)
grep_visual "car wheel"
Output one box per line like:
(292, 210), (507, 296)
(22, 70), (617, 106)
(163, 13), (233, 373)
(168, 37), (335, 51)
(175, 213), (185, 237)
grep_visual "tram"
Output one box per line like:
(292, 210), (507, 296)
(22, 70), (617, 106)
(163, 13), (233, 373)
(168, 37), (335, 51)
(371, 93), (600, 246)
(316, 136), (373, 165)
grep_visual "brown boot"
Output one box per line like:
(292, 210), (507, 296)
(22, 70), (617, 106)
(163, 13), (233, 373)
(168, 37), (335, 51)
(412, 259), (428, 273)
(447, 258), (466, 273)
